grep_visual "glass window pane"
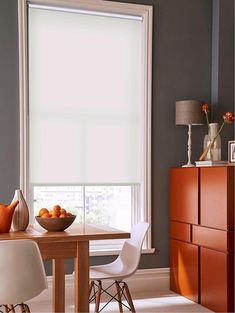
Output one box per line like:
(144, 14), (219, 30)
(32, 185), (133, 231)
(85, 186), (132, 231)
(33, 186), (84, 221)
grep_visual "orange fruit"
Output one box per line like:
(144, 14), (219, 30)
(51, 211), (59, 217)
(66, 212), (72, 217)
(60, 208), (67, 215)
(41, 212), (52, 218)
(53, 205), (61, 211)
(51, 214), (58, 218)
(51, 205), (61, 216)
(59, 213), (66, 218)
(39, 208), (49, 217)
(52, 209), (60, 217)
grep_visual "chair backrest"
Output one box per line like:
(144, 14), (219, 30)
(0, 239), (47, 304)
(118, 222), (149, 277)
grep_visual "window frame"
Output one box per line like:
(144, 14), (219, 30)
(18, 0), (153, 255)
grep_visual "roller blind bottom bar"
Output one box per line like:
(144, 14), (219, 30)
(30, 183), (141, 186)
(28, 3), (143, 21)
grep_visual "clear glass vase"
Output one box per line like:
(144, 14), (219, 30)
(203, 123), (221, 161)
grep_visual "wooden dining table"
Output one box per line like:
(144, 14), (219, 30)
(0, 223), (130, 313)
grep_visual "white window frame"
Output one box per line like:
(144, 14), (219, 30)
(18, 0), (154, 255)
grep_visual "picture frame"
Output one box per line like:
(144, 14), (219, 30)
(228, 140), (235, 164)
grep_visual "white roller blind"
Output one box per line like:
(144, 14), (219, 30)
(28, 5), (144, 184)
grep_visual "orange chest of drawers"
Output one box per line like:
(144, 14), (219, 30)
(170, 166), (234, 313)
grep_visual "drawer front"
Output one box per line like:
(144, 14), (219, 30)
(170, 221), (191, 242)
(170, 239), (199, 303)
(200, 167), (234, 230)
(201, 247), (234, 312)
(170, 168), (199, 224)
(192, 225), (234, 253)
(228, 254), (235, 312)
(228, 167), (235, 230)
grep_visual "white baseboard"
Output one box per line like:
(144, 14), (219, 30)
(30, 268), (170, 303)
(125, 268), (170, 296)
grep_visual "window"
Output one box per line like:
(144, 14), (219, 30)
(18, 0), (153, 254)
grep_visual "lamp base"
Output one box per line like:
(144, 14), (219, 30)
(182, 124), (195, 168)
(182, 163), (195, 168)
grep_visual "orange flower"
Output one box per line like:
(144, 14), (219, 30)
(202, 103), (209, 114)
(202, 103), (210, 132)
(223, 112), (234, 124)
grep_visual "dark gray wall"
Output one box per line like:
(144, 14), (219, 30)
(212, 0), (235, 158)
(0, 0), (234, 274)
(0, 0), (19, 202)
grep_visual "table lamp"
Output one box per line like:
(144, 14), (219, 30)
(176, 100), (204, 167)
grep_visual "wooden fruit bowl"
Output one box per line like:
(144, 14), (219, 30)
(35, 215), (76, 232)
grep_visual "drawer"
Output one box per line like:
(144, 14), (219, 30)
(200, 167), (234, 230)
(201, 247), (234, 312)
(170, 239), (199, 303)
(192, 225), (234, 253)
(170, 221), (191, 242)
(170, 168), (199, 224)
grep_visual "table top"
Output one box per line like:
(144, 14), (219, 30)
(0, 223), (130, 243)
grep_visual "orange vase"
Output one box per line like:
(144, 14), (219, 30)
(0, 201), (19, 233)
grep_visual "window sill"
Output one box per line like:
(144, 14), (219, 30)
(90, 247), (156, 257)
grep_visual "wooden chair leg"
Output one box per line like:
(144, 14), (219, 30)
(115, 281), (123, 313)
(89, 281), (94, 298)
(9, 305), (16, 313)
(7, 305), (17, 313)
(3, 305), (9, 313)
(123, 282), (135, 313)
(94, 280), (102, 313)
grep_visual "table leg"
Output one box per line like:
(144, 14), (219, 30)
(52, 258), (65, 313)
(74, 241), (89, 313)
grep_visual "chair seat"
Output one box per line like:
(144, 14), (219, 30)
(90, 261), (133, 281)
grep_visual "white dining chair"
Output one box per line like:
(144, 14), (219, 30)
(89, 222), (149, 313)
(0, 240), (47, 313)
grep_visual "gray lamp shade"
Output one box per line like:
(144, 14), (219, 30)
(176, 100), (204, 125)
